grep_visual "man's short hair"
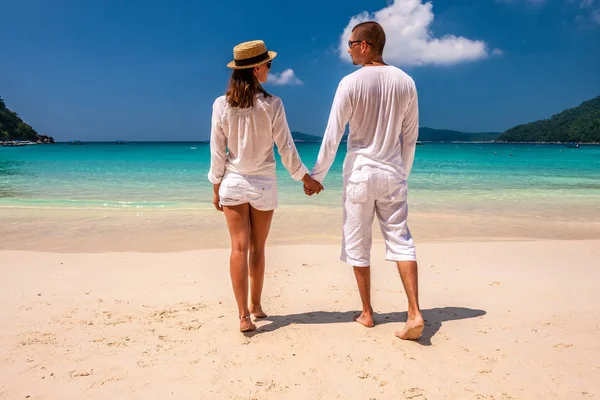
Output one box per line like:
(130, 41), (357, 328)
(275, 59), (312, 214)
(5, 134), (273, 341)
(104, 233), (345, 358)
(352, 21), (386, 55)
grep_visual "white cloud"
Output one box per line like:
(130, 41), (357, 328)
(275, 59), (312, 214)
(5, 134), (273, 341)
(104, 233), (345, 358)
(573, 0), (600, 25)
(338, 0), (491, 66)
(492, 48), (504, 56)
(267, 69), (303, 86)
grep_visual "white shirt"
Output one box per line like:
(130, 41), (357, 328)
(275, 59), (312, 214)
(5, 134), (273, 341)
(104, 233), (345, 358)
(311, 66), (419, 182)
(208, 94), (309, 184)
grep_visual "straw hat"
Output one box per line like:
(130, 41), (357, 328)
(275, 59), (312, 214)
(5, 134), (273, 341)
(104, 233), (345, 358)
(227, 40), (277, 69)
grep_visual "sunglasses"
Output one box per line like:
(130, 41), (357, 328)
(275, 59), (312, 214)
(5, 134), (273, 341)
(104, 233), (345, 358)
(266, 61), (272, 69)
(348, 40), (373, 48)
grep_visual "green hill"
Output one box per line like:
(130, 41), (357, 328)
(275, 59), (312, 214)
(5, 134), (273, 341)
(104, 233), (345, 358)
(498, 95), (600, 143)
(0, 96), (54, 143)
(292, 128), (500, 143)
(417, 128), (499, 142)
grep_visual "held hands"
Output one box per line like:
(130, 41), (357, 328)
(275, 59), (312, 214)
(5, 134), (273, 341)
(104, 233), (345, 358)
(302, 174), (324, 196)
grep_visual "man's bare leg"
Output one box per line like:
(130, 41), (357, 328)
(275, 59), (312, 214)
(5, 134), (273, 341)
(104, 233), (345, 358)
(395, 260), (424, 340)
(353, 266), (374, 327)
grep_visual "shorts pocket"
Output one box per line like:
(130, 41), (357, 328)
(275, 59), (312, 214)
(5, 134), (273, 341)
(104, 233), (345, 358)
(346, 172), (369, 203)
(248, 176), (275, 193)
(221, 179), (240, 188)
(256, 182), (273, 192)
(219, 180), (240, 197)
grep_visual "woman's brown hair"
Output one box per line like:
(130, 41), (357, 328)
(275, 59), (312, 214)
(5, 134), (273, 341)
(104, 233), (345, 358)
(225, 68), (271, 108)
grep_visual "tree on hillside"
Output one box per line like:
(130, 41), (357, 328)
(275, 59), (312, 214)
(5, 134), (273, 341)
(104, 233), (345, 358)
(0, 95), (40, 141)
(498, 96), (600, 143)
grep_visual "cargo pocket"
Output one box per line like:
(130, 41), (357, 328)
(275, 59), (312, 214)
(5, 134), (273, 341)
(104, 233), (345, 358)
(345, 172), (369, 203)
(219, 180), (240, 200)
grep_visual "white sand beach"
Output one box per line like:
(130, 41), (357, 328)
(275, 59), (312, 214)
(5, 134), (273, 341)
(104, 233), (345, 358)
(1, 240), (599, 399)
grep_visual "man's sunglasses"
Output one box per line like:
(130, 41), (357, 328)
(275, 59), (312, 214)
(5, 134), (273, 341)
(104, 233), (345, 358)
(266, 61), (272, 69)
(348, 40), (373, 48)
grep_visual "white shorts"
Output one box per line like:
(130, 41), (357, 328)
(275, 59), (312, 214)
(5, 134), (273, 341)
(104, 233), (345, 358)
(219, 173), (278, 211)
(341, 167), (416, 267)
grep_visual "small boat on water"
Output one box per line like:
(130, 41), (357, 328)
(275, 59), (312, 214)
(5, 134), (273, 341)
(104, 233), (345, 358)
(416, 141), (424, 146)
(115, 140), (128, 145)
(564, 143), (580, 148)
(67, 140), (83, 145)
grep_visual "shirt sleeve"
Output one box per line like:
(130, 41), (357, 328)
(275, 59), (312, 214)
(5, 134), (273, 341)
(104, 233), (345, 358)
(401, 83), (419, 178)
(310, 81), (352, 183)
(272, 99), (309, 181)
(207, 100), (227, 184)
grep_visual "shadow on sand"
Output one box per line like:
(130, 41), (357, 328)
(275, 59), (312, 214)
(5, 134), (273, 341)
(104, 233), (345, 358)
(246, 306), (486, 346)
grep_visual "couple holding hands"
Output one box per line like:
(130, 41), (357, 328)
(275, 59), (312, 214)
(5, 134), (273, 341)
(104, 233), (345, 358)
(208, 22), (423, 340)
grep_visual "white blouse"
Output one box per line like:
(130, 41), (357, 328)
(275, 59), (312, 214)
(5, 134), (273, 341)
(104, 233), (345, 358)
(208, 94), (309, 184)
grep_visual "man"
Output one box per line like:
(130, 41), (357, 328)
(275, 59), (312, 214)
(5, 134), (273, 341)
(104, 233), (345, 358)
(306, 21), (424, 340)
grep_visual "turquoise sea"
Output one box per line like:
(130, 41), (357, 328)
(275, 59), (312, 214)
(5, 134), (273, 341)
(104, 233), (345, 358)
(1, 142), (599, 218)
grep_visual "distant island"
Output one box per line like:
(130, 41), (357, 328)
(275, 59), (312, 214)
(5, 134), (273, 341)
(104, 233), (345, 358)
(291, 132), (324, 142)
(497, 95), (600, 143)
(0, 96), (54, 144)
(292, 128), (500, 143)
(416, 128), (500, 142)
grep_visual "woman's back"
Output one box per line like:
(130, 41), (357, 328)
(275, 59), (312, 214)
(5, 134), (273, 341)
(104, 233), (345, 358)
(213, 94), (280, 177)
(209, 94), (307, 182)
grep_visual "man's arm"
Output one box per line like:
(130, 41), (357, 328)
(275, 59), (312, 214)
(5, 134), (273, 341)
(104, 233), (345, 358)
(310, 81), (352, 183)
(401, 84), (419, 178)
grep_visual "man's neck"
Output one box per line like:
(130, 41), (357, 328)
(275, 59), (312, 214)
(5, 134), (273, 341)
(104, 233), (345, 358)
(363, 55), (387, 67)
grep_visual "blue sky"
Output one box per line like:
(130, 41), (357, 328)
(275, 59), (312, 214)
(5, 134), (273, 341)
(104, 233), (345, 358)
(1, 0), (599, 141)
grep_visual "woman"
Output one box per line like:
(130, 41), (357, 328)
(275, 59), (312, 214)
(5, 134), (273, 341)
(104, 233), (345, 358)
(208, 40), (323, 332)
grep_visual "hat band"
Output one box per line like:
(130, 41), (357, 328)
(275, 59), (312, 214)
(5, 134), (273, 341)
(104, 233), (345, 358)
(234, 51), (270, 67)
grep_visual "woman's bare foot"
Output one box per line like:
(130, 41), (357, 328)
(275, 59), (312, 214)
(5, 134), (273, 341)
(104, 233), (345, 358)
(239, 316), (256, 332)
(249, 304), (267, 319)
(354, 309), (375, 328)
(394, 315), (424, 340)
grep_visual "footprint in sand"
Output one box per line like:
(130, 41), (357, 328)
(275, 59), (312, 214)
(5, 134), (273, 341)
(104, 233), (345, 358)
(137, 360), (154, 368)
(19, 332), (57, 347)
(106, 337), (130, 347)
(180, 320), (204, 331)
(89, 374), (125, 388)
(553, 343), (573, 349)
(357, 371), (370, 379)
(403, 387), (426, 399)
(70, 369), (93, 378)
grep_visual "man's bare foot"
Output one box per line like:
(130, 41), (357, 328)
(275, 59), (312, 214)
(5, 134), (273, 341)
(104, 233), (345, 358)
(395, 315), (425, 340)
(249, 305), (267, 319)
(240, 316), (256, 332)
(354, 310), (375, 328)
